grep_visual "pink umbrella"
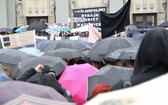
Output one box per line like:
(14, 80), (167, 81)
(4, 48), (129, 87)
(58, 63), (98, 105)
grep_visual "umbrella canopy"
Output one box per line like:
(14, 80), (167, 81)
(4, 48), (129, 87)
(82, 49), (90, 56)
(85, 73), (168, 105)
(78, 40), (93, 47)
(87, 65), (133, 100)
(104, 47), (139, 61)
(158, 21), (168, 27)
(89, 55), (104, 62)
(0, 70), (11, 82)
(58, 63), (98, 105)
(0, 49), (34, 65)
(18, 47), (44, 57)
(118, 47), (138, 60)
(87, 37), (140, 60)
(41, 39), (87, 52)
(43, 48), (85, 59)
(137, 22), (152, 28)
(125, 24), (137, 30)
(27, 22), (48, 33)
(36, 40), (53, 50)
(0, 28), (13, 33)
(0, 81), (69, 105)
(132, 33), (145, 41)
(4, 94), (76, 105)
(12, 56), (67, 80)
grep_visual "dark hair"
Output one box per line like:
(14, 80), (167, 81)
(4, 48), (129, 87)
(67, 59), (76, 65)
(76, 59), (86, 64)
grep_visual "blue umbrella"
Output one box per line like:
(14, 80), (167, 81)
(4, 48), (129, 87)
(14, 28), (21, 33)
(36, 40), (53, 51)
(0, 70), (11, 82)
(132, 33), (145, 41)
(18, 47), (44, 57)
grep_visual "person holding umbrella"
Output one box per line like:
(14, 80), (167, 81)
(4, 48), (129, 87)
(16, 64), (74, 102)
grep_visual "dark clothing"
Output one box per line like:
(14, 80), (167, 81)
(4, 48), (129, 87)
(17, 68), (74, 102)
(110, 28), (168, 91)
(37, 73), (67, 96)
(17, 68), (37, 82)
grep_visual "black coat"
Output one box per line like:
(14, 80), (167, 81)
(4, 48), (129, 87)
(16, 68), (74, 102)
(110, 28), (168, 91)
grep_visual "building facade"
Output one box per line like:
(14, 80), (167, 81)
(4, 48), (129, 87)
(130, 0), (167, 26)
(0, 0), (167, 28)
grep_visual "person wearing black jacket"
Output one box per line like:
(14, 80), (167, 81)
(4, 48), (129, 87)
(16, 64), (74, 102)
(109, 28), (168, 91)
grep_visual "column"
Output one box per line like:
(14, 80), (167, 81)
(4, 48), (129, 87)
(0, 0), (8, 27)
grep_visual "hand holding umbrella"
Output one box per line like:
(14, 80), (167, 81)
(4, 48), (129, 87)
(35, 64), (44, 73)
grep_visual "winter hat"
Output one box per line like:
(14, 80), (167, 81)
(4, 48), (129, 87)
(41, 65), (56, 76)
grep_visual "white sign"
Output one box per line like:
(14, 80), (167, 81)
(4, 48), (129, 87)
(45, 26), (60, 35)
(68, 17), (86, 22)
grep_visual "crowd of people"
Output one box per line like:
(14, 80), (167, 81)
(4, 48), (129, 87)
(1, 27), (168, 105)
(59, 31), (89, 38)
(90, 28), (168, 99)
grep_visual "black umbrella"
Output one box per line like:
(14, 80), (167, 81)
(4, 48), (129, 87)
(12, 56), (67, 81)
(87, 65), (133, 100)
(43, 48), (85, 59)
(118, 47), (138, 60)
(87, 37), (140, 61)
(27, 22), (48, 32)
(0, 81), (69, 105)
(89, 55), (104, 62)
(41, 39), (87, 52)
(104, 49), (123, 61)
(0, 49), (34, 65)
(104, 47), (139, 61)
(158, 21), (168, 27)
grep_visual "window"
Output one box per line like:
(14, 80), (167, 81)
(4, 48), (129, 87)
(133, 14), (157, 26)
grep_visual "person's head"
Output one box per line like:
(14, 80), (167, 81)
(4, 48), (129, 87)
(41, 65), (56, 76)
(2, 69), (12, 79)
(133, 28), (168, 76)
(114, 59), (123, 67)
(76, 58), (86, 64)
(91, 84), (112, 98)
(67, 58), (77, 65)
(92, 61), (102, 69)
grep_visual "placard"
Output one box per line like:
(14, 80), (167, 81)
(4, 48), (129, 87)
(0, 30), (36, 49)
(73, 7), (106, 27)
